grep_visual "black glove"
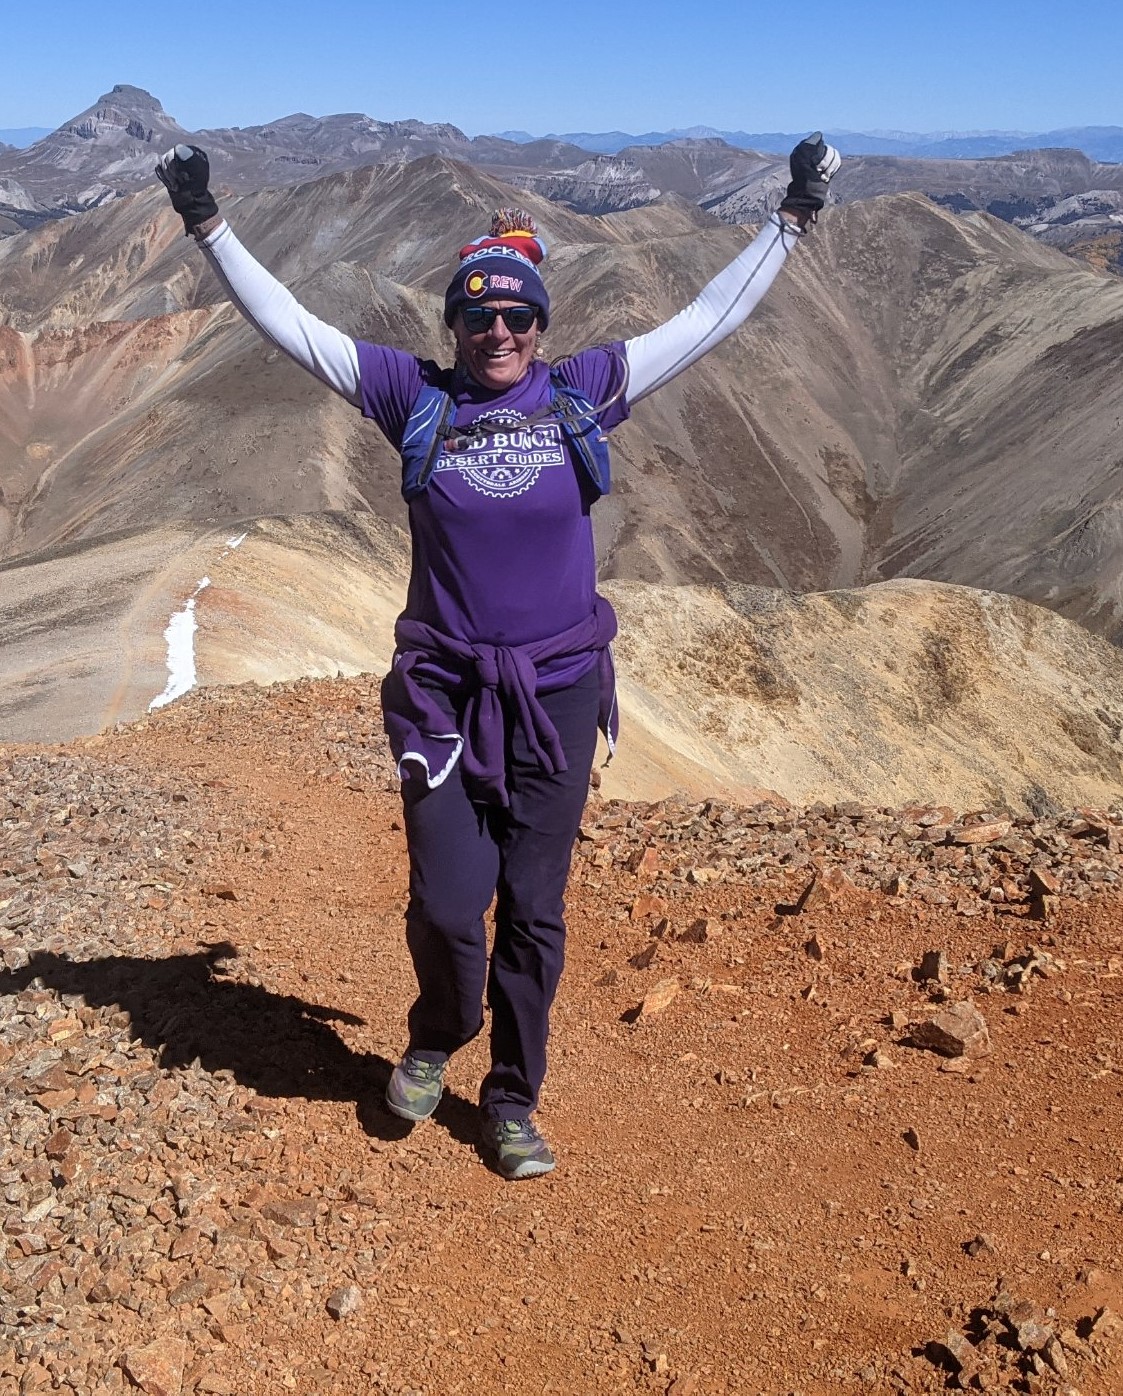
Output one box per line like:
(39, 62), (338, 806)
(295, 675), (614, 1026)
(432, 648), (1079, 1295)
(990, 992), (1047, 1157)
(155, 144), (219, 236)
(779, 132), (842, 221)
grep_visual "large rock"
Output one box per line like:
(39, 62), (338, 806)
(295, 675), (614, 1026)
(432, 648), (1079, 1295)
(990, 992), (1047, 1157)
(909, 1001), (992, 1059)
(121, 1338), (187, 1396)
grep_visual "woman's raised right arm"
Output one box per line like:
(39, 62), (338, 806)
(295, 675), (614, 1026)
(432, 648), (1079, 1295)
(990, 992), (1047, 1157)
(197, 221), (362, 405)
(156, 145), (362, 406)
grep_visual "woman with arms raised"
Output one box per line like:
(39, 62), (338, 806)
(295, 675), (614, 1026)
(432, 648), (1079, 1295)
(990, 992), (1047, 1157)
(155, 133), (840, 1180)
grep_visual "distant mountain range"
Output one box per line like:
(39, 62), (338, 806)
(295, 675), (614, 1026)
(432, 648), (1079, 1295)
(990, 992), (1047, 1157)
(1, 87), (1120, 277)
(9, 105), (1123, 162)
(0, 85), (591, 233)
(494, 125), (1123, 161)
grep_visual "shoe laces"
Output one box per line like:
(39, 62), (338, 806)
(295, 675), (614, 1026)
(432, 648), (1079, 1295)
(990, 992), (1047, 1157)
(403, 1055), (445, 1083)
(498, 1119), (539, 1143)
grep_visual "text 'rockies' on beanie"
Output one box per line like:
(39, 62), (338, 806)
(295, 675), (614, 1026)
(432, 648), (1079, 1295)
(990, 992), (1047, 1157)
(443, 209), (550, 328)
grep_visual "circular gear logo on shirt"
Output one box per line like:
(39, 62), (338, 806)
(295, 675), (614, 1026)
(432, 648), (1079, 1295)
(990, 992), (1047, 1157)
(436, 410), (566, 498)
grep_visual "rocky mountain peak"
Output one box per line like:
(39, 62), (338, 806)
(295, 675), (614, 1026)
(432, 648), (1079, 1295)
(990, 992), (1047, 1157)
(56, 85), (185, 148)
(101, 84), (166, 111)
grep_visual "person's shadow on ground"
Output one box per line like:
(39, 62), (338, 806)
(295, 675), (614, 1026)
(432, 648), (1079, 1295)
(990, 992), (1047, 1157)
(0, 945), (480, 1152)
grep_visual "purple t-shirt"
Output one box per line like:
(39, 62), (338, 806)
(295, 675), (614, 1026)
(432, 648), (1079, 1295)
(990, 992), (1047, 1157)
(356, 343), (629, 658)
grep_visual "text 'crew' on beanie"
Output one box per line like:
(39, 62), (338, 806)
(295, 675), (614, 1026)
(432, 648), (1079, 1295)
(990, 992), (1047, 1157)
(444, 209), (550, 328)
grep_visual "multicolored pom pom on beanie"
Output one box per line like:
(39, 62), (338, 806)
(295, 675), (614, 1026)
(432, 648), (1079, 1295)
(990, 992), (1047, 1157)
(444, 209), (550, 328)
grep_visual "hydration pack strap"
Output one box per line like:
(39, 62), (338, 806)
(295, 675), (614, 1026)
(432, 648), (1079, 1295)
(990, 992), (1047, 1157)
(400, 372), (613, 502)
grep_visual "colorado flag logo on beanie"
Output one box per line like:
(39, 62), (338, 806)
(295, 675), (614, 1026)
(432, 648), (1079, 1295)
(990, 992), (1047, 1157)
(444, 209), (551, 327)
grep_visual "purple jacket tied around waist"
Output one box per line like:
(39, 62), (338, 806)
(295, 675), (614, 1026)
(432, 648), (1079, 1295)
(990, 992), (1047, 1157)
(382, 597), (619, 807)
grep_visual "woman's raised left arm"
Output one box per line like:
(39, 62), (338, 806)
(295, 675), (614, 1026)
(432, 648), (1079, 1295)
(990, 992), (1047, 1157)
(624, 134), (840, 402)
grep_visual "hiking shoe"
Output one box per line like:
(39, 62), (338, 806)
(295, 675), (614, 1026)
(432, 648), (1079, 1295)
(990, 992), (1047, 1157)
(385, 1052), (447, 1122)
(486, 1118), (556, 1180)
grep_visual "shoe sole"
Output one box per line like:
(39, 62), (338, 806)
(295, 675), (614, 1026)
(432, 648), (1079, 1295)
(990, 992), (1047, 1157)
(497, 1156), (556, 1181)
(384, 1088), (443, 1123)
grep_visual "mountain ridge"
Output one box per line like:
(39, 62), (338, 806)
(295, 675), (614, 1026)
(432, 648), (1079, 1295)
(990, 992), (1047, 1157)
(495, 123), (1123, 161)
(2, 87), (1120, 277)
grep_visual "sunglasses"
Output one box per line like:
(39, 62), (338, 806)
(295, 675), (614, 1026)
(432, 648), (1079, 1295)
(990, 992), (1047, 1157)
(460, 304), (539, 335)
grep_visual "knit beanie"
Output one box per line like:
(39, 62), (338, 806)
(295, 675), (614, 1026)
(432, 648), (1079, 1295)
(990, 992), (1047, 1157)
(443, 209), (550, 328)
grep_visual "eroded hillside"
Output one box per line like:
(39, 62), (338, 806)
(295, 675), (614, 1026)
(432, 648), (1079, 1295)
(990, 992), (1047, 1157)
(2, 509), (1121, 816)
(4, 168), (1123, 625)
(3, 159), (1123, 807)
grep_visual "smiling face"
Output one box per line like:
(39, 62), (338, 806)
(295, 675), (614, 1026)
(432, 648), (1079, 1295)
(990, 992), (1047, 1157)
(453, 300), (540, 391)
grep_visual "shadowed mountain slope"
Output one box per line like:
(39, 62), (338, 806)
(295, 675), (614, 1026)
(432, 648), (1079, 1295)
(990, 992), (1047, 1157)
(808, 197), (1123, 635)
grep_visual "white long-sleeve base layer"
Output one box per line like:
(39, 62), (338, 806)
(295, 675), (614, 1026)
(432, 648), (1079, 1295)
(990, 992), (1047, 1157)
(198, 213), (803, 408)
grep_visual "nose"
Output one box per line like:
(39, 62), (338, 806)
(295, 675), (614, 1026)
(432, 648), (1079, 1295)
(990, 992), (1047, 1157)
(484, 313), (513, 343)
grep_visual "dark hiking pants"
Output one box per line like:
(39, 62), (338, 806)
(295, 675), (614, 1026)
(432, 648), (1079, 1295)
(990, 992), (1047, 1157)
(400, 668), (599, 1120)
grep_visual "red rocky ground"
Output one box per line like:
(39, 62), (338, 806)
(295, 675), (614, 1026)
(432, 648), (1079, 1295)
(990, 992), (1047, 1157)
(3, 676), (1123, 1396)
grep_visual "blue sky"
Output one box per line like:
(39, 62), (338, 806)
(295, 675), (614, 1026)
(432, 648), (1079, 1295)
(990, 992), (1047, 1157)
(5, 0), (1122, 136)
